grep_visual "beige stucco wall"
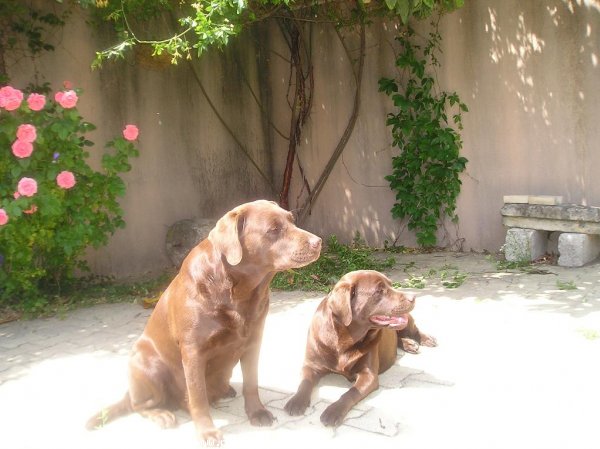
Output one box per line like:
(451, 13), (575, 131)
(282, 0), (600, 253)
(6, 1), (600, 277)
(439, 0), (600, 252)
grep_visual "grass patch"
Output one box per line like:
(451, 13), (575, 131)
(393, 269), (467, 290)
(440, 270), (468, 288)
(578, 328), (600, 340)
(393, 276), (426, 289)
(556, 279), (577, 291)
(1, 271), (174, 322)
(487, 254), (553, 275)
(491, 256), (531, 271)
(272, 235), (395, 291)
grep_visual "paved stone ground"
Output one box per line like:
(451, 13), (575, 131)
(1, 252), (599, 449)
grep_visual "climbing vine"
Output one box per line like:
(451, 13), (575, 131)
(378, 25), (468, 247)
(77, 0), (465, 211)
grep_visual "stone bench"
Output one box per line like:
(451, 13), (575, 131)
(500, 197), (600, 267)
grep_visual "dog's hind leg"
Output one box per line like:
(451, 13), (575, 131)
(128, 339), (179, 428)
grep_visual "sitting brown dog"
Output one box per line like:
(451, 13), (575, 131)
(284, 270), (436, 426)
(86, 200), (322, 444)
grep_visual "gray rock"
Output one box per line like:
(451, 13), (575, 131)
(165, 218), (216, 267)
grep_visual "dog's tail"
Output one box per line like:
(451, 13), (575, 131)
(86, 392), (133, 431)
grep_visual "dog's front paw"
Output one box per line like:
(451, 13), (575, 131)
(420, 333), (438, 347)
(140, 408), (178, 429)
(284, 393), (310, 416)
(197, 427), (224, 447)
(249, 408), (275, 427)
(320, 402), (348, 427)
(400, 337), (420, 354)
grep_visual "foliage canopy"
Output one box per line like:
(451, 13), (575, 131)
(73, 0), (465, 66)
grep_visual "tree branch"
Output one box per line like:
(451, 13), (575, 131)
(297, 21), (365, 223)
(186, 59), (276, 194)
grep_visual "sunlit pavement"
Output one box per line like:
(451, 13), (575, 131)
(1, 252), (599, 449)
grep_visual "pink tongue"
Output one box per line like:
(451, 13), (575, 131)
(370, 314), (409, 329)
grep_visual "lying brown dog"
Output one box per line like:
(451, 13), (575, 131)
(284, 270), (436, 426)
(86, 200), (321, 444)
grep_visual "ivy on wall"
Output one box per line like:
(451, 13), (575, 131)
(379, 25), (468, 247)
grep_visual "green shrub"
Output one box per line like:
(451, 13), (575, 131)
(0, 83), (139, 311)
(272, 235), (396, 291)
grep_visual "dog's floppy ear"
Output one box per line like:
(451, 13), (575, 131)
(329, 281), (354, 327)
(209, 209), (243, 266)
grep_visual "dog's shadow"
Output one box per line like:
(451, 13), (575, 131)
(306, 359), (454, 404)
(175, 354), (453, 434)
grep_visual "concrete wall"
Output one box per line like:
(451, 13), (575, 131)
(284, 0), (600, 253)
(6, 0), (600, 277)
(438, 0), (600, 252)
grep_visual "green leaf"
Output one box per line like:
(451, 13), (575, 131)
(395, 0), (411, 24)
(385, 0), (398, 10)
(38, 195), (62, 217)
(10, 165), (23, 178)
(378, 78), (398, 94)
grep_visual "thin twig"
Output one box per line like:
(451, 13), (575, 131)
(341, 153), (388, 188)
(186, 59), (276, 193)
(298, 21), (366, 223)
(232, 51), (290, 140)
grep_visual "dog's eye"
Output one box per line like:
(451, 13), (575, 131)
(267, 226), (280, 234)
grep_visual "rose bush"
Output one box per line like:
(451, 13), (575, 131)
(0, 83), (139, 311)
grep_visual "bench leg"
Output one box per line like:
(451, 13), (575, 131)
(558, 233), (600, 267)
(504, 228), (548, 262)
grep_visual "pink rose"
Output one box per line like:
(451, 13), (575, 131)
(123, 124), (139, 141)
(16, 124), (37, 143)
(13, 192), (20, 199)
(54, 90), (78, 109)
(56, 171), (76, 189)
(12, 140), (34, 158)
(27, 93), (46, 111)
(0, 86), (24, 111)
(0, 208), (8, 226)
(17, 177), (38, 197)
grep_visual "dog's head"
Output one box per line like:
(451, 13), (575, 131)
(327, 270), (415, 328)
(209, 200), (321, 271)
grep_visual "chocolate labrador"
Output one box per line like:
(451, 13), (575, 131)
(86, 200), (322, 444)
(284, 270), (436, 426)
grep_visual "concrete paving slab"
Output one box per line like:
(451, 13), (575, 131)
(1, 252), (599, 449)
